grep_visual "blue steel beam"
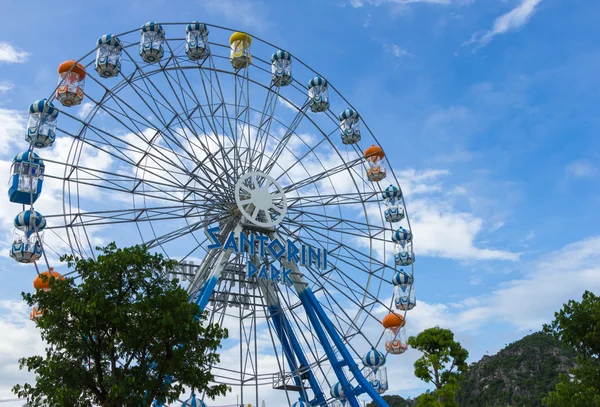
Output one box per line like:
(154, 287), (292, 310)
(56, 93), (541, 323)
(267, 305), (303, 384)
(303, 288), (390, 407)
(268, 303), (328, 407)
(297, 288), (361, 407)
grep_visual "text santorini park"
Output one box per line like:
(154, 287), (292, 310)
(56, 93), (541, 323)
(205, 227), (328, 286)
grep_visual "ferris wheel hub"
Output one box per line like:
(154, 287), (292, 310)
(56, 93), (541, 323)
(234, 172), (287, 228)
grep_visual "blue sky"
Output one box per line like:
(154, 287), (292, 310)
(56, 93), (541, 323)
(1, 0), (599, 405)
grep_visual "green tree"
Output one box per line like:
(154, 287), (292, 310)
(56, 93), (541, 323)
(543, 290), (600, 406)
(13, 243), (229, 407)
(542, 372), (600, 407)
(415, 377), (460, 407)
(365, 394), (414, 407)
(408, 327), (468, 407)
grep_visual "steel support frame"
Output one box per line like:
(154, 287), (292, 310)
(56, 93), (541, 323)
(273, 231), (390, 407)
(265, 300), (327, 407)
(297, 286), (389, 407)
(185, 225), (390, 407)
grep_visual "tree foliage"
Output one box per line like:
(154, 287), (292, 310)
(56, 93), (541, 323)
(542, 370), (600, 407)
(366, 394), (414, 407)
(13, 243), (229, 407)
(543, 290), (600, 359)
(542, 290), (600, 406)
(415, 377), (460, 407)
(408, 326), (469, 390)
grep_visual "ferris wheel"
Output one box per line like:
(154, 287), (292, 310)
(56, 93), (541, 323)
(7, 21), (417, 407)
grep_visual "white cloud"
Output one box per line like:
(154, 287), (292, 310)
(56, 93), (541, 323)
(566, 159), (596, 178)
(489, 221), (504, 233)
(466, 0), (544, 47)
(0, 42), (30, 64)
(354, 168), (518, 264)
(77, 102), (95, 119)
(397, 169), (519, 261)
(396, 168), (450, 195)
(408, 197), (519, 261)
(413, 235), (600, 334)
(0, 108), (28, 157)
(0, 80), (14, 93)
(385, 44), (411, 58)
(0, 301), (44, 404)
(278, 97), (298, 112)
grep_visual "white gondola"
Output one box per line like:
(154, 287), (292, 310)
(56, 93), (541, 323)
(26, 99), (58, 148)
(95, 34), (123, 78)
(10, 209), (46, 264)
(340, 108), (361, 144)
(382, 184), (405, 223)
(362, 348), (388, 394)
(307, 76), (329, 112)
(186, 22), (210, 61)
(140, 21), (165, 63)
(393, 269), (416, 311)
(271, 49), (293, 86)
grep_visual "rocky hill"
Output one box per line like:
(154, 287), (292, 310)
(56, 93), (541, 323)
(368, 332), (578, 407)
(456, 331), (578, 406)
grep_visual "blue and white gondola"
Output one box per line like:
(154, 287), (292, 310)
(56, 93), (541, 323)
(395, 250), (415, 266)
(95, 34), (123, 78)
(382, 185), (405, 223)
(8, 151), (45, 204)
(26, 99), (58, 148)
(308, 76), (329, 113)
(392, 269), (413, 287)
(362, 348), (386, 369)
(10, 210), (46, 264)
(180, 393), (206, 407)
(393, 270), (416, 311)
(363, 348), (388, 395)
(330, 382), (345, 399)
(271, 49), (293, 86)
(140, 21), (165, 63)
(392, 227), (412, 246)
(340, 108), (361, 144)
(382, 185), (402, 200)
(14, 209), (47, 234)
(186, 22), (209, 61)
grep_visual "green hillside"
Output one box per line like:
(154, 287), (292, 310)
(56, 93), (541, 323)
(456, 332), (578, 407)
(371, 332), (578, 407)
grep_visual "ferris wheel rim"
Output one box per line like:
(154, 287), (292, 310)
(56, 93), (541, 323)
(13, 21), (417, 400)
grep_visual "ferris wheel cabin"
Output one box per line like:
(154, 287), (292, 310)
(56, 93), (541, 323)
(8, 151), (45, 205)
